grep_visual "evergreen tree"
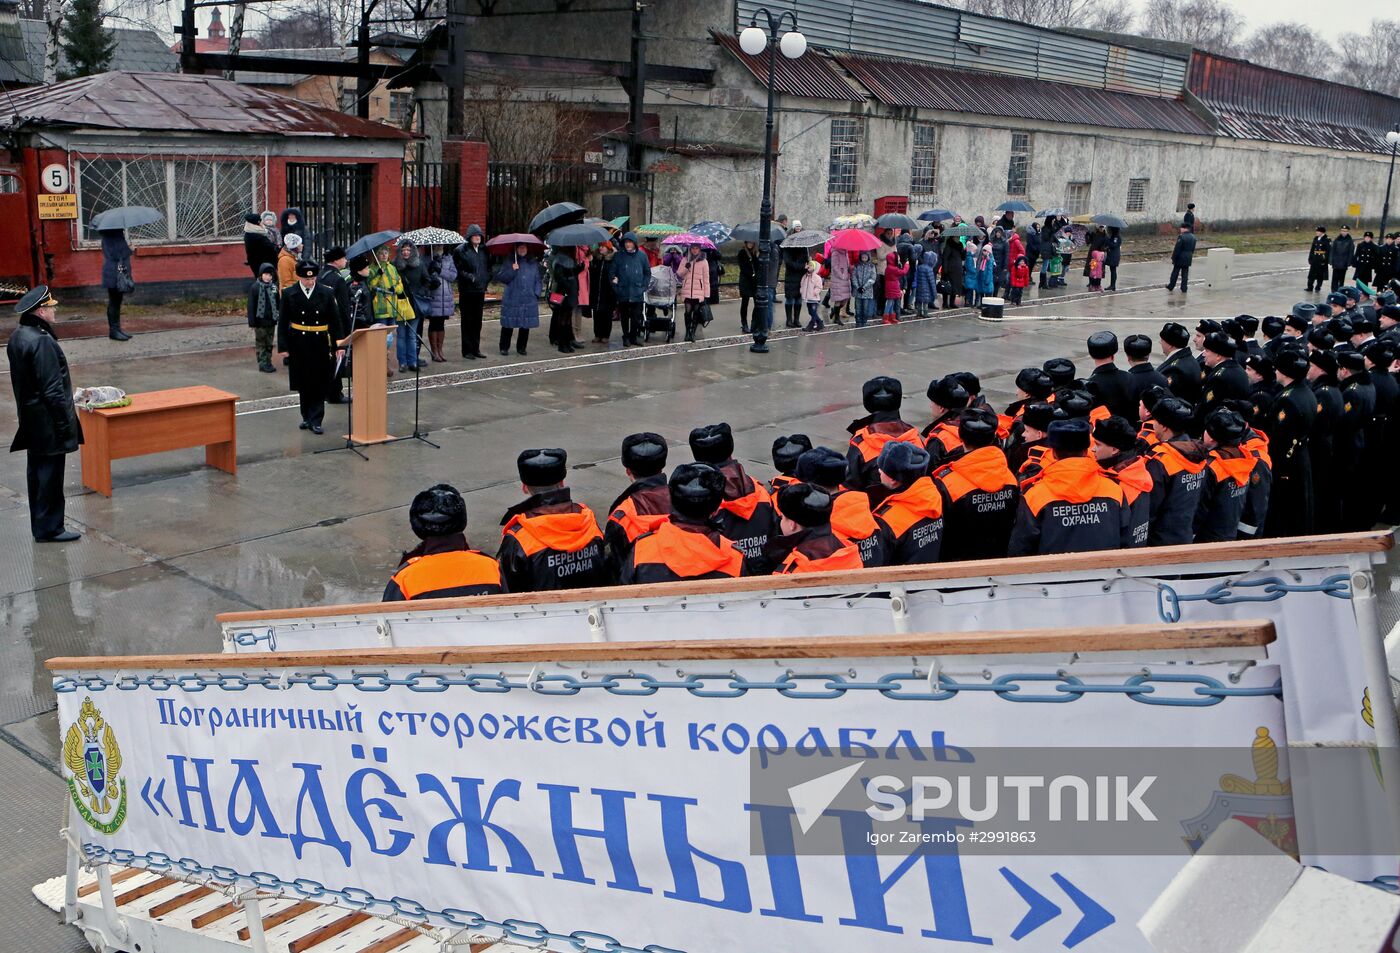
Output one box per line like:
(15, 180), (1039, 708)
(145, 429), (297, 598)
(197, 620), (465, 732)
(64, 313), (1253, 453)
(59, 0), (116, 80)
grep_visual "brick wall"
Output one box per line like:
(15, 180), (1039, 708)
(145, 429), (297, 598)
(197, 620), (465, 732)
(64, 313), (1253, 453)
(442, 139), (489, 232)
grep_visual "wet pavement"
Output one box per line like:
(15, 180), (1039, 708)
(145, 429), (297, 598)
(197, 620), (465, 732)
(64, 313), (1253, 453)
(0, 250), (1316, 946)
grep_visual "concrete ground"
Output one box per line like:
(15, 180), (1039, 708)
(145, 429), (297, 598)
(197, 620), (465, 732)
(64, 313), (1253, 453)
(0, 250), (1326, 947)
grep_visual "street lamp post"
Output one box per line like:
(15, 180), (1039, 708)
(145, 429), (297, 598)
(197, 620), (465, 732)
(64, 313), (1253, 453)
(1379, 126), (1400, 244)
(739, 10), (805, 354)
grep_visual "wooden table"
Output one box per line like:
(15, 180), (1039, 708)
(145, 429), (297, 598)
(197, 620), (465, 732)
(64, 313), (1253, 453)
(78, 386), (238, 497)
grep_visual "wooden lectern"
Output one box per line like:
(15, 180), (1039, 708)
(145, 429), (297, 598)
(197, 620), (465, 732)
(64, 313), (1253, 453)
(341, 325), (395, 444)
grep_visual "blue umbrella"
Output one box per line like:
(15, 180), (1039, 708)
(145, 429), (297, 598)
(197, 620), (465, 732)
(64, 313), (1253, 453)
(689, 220), (733, 244)
(918, 208), (956, 222)
(995, 200), (1036, 213)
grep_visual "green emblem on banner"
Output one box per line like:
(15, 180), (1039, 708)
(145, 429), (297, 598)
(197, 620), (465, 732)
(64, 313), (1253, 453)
(64, 696), (128, 835)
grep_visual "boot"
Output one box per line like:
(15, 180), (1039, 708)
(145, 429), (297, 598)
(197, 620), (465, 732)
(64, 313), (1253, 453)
(108, 323), (131, 342)
(432, 330), (447, 361)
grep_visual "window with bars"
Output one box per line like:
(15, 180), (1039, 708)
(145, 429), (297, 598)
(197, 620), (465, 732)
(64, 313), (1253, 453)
(76, 157), (261, 246)
(910, 123), (939, 196)
(828, 117), (862, 197)
(0, 173), (19, 193)
(1065, 181), (1092, 216)
(1126, 178), (1149, 212)
(390, 92), (413, 125)
(1006, 132), (1032, 196)
(1176, 180), (1194, 213)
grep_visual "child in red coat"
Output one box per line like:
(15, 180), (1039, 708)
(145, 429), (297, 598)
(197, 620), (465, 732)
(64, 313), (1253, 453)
(882, 252), (908, 325)
(1009, 255), (1030, 305)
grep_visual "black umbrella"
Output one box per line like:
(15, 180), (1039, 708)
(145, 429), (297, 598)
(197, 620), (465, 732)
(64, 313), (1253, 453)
(530, 202), (587, 237)
(917, 208), (956, 222)
(1091, 214), (1127, 229)
(731, 221), (786, 243)
(1035, 207), (1069, 218)
(345, 229), (400, 261)
(89, 206), (163, 231)
(546, 222), (611, 247)
(876, 212), (920, 231)
(995, 200), (1036, 213)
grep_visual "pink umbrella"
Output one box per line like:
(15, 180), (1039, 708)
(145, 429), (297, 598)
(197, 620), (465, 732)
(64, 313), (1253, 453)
(829, 228), (882, 252)
(660, 232), (717, 250)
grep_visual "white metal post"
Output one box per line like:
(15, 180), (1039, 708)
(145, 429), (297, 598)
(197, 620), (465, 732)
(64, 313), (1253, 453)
(62, 801), (79, 925)
(1346, 554), (1400, 856)
(241, 895), (271, 953)
(95, 864), (129, 944)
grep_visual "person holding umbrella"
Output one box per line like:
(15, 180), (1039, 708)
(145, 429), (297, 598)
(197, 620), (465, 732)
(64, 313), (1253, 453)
(453, 225), (490, 360)
(99, 227), (134, 341)
(549, 245), (583, 353)
(736, 240), (759, 335)
(677, 243), (711, 343)
(496, 241), (543, 356)
(367, 243), (412, 375)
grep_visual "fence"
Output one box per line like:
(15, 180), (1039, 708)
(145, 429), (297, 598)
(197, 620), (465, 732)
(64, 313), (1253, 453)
(487, 161), (653, 236)
(401, 160), (460, 234)
(285, 162), (373, 262)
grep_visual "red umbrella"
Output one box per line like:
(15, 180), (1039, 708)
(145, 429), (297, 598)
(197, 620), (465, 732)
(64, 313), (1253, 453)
(485, 232), (544, 255)
(829, 228), (882, 253)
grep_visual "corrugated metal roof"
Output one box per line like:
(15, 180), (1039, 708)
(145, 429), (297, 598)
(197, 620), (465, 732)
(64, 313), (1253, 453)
(0, 70), (412, 139)
(831, 51), (1214, 135)
(18, 19), (177, 77)
(713, 31), (863, 103)
(1189, 51), (1399, 153)
(0, 1), (35, 86)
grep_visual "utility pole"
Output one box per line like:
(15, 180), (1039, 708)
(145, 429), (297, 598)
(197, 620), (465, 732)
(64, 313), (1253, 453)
(445, 0), (467, 138)
(626, 0), (646, 173)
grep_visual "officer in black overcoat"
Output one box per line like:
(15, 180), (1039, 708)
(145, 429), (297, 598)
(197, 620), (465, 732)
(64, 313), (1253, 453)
(278, 259), (345, 434)
(1262, 349), (1315, 537)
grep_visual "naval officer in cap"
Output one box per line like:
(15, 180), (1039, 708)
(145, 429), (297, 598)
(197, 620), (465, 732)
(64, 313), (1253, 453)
(278, 259), (343, 434)
(7, 286), (81, 541)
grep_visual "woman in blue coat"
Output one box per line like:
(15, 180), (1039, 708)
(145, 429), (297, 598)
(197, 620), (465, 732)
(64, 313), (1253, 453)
(914, 249), (939, 317)
(495, 244), (542, 356)
(100, 228), (133, 341)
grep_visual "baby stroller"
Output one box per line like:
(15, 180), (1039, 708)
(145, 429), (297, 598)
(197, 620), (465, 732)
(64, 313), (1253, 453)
(643, 264), (678, 343)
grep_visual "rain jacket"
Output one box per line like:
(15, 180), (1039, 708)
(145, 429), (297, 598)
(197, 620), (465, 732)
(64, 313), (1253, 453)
(933, 445), (1019, 561)
(711, 459), (776, 560)
(829, 249), (853, 303)
(426, 253), (458, 318)
(383, 534), (504, 601)
(678, 254), (710, 300)
(609, 233), (651, 302)
(368, 260), (413, 323)
(800, 268), (824, 303)
(620, 516), (748, 584)
(882, 252), (908, 299)
(852, 257), (876, 300)
(1007, 456), (1131, 556)
(830, 488), (885, 567)
(771, 527), (863, 574)
(1193, 447), (1258, 543)
(496, 258), (543, 329)
(1100, 451), (1154, 547)
(497, 488), (610, 592)
(452, 226), (491, 293)
(914, 251), (939, 304)
(1146, 437), (1209, 545)
(605, 474), (672, 562)
(872, 476), (945, 564)
(846, 411), (923, 492)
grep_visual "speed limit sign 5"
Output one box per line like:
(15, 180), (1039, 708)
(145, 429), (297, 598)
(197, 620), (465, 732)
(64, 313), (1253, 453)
(42, 164), (70, 194)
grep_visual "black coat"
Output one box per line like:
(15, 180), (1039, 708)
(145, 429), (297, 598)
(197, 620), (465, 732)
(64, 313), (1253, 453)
(319, 265), (350, 335)
(1171, 232), (1197, 267)
(1198, 357), (1250, 422)
(1330, 234), (1355, 271)
(1086, 364), (1138, 422)
(243, 226), (279, 277)
(1125, 362), (1170, 415)
(1353, 240), (1379, 274)
(1105, 233), (1122, 268)
(1158, 347), (1203, 404)
(7, 315), (82, 455)
(736, 247), (759, 296)
(452, 235), (491, 293)
(1263, 381), (1316, 537)
(1308, 235), (1330, 266)
(277, 283), (343, 394)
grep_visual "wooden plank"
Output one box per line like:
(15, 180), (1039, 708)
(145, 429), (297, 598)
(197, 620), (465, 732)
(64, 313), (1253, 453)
(356, 927), (424, 953)
(77, 867), (140, 897)
(105, 404), (234, 460)
(115, 875), (176, 906)
(287, 911), (371, 952)
(213, 530), (1394, 626)
(88, 386), (238, 417)
(192, 898), (248, 929)
(149, 884), (214, 918)
(238, 899), (319, 940)
(47, 620), (1275, 672)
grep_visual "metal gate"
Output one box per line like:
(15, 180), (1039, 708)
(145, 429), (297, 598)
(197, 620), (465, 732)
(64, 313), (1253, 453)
(487, 162), (653, 236)
(285, 163), (373, 261)
(402, 161), (459, 234)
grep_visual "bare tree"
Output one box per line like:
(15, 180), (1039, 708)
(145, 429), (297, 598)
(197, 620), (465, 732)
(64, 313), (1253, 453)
(949, 0), (1132, 30)
(42, 0), (66, 84)
(1337, 19), (1400, 97)
(460, 80), (591, 165)
(1240, 23), (1336, 76)
(1139, 0), (1244, 54)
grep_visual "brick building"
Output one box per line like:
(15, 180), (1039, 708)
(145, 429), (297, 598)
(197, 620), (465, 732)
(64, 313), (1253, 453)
(0, 70), (487, 302)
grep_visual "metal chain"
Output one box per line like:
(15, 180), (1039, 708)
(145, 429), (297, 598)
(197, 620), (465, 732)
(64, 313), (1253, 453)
(53, 669), (1280, 707)
(79, 844), (683, 953)
(1156, 574), (1350, 624)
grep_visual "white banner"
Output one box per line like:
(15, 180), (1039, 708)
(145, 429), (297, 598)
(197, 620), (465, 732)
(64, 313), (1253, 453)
(57, 656), (1291, 953)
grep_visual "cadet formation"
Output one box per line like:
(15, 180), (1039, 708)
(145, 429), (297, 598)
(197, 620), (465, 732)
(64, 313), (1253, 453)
(383, 291), (1398, 599)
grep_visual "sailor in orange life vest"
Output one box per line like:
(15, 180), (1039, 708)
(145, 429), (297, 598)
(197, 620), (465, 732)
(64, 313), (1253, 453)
(932, 406), (1021, 561)
(845, 376), (922, 495)
(604, 432), (671, 564)
(1004, 400), (1062, 476)
(921, 375), (969, 470)
(1220, 397), (1273, 539)
(1005, 366), (1054, 421)
(1143, 395), (1209, 546)
(769, 434), (811, 497)
(688, 422), (776, 559)
(1194, 406), (1266, 542)
(619, 463), (750, 583)
(1008, 417), (1133, 556)
(794, 446), (885, 567)
(871, 440), (945, 564)
(767, 482), (863, 574)
(383, 484), (505, 601)
(1091, 414), (1154, 548)
(497, 448), (611, 592)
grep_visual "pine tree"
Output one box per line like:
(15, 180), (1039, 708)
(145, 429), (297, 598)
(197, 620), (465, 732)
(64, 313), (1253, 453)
(58, 0), (115, 80)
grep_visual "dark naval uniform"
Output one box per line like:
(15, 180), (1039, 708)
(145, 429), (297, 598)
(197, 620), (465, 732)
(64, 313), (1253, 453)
(278, 269), (345, 431)
(1158, 348), (1203, 404)
(1262, 373), (1316, 537)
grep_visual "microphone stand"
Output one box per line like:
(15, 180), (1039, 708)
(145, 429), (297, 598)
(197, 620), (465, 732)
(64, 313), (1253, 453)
(387, 252), (439, 449)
